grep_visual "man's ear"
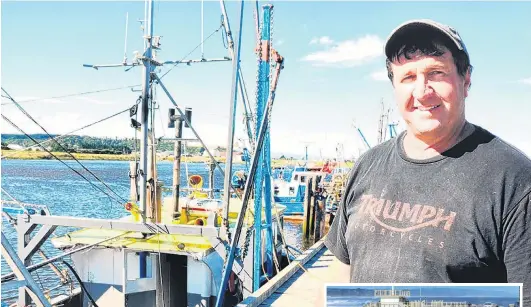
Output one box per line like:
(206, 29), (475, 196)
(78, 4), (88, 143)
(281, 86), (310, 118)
(464, 69), (472, 98)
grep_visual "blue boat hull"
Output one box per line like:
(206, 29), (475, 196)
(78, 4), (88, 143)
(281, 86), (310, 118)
(274, 200), (304, 215)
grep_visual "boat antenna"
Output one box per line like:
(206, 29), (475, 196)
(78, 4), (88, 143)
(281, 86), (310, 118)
(201, 0), (204, 59)
(123, 12), (129, 65)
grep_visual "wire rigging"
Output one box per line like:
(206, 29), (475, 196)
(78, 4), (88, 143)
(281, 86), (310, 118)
(2, 114), (126, 208)
(0, 21), (226, 109)
(2, 88), (128, 204)
(0, 85), (140, 106)
(1, 104), (138, 160)
(158, 23), (224, 80)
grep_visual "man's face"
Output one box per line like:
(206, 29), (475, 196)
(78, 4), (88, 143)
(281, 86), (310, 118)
(390, 48), (471, 140)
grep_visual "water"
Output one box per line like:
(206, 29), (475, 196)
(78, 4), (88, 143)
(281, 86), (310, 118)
(1, 159), (304, 303)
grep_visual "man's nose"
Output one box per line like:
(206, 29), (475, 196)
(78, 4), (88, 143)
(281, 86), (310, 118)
(412, 76), (434, 100)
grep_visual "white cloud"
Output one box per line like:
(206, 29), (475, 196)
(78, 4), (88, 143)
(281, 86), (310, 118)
(39, 112), (84, 131)
(518, 78), (531, 85)
(370, 69), (389, 81)
(302, 35), (384, 67)
(310, 36), (334, 45)
(1, 111), (82, 135)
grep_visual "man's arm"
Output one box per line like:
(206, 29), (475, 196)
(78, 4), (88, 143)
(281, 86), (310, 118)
(503, 192), (531, 305)
(317, 182), (354, 306)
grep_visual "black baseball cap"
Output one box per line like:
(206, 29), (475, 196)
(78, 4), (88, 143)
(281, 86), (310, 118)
(384, 19), (469, 60)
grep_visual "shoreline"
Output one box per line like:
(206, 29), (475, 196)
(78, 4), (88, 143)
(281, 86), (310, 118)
(1, 150), (352, 168)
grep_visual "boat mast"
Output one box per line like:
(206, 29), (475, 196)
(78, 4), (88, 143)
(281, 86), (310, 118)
(220, 0), (244, 236)
(253, 4), (275, 290)
(139, 0), (155, 221)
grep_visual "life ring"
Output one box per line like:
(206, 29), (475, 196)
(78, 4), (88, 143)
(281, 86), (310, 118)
(189, 174), (203, 188)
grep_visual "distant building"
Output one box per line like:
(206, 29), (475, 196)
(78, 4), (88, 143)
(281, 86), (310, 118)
(6, 144), (24, 150)
(213, 149), (243, 161)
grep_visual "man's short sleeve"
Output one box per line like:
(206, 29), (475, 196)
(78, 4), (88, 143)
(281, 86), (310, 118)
(324, 192), (350, 265)
(324, 162), (363, 266)
(503, 191), (531, 305)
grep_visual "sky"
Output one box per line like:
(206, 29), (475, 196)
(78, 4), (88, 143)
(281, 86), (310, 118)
(2, 1), (531, 159)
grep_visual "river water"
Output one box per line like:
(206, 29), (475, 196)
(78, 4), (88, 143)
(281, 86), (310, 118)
(1, 159), (305, 304)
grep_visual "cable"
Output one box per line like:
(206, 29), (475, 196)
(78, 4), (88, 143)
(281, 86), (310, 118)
(0, 85), (140, 106)
(61, 260), (99, 307)
(221, 15), (229, 49)
(2, 88), (128, 204)
(158, 24), (224, 80)
(1, 114), (126, 208)
(1, 104), (168, 232)
(0, 20), (227, 111)
(1, 104), (137, 160)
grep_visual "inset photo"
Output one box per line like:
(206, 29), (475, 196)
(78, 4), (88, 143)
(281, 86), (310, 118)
(325, 283), (522, 307)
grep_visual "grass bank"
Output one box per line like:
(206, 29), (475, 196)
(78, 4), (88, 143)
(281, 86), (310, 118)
(1, 150), (349, 168)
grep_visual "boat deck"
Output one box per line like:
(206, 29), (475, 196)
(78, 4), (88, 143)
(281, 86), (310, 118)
(49, 197), (287, 254)
(237, 239), (342, 307)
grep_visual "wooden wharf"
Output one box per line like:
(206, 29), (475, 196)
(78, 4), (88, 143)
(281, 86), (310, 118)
(237, 239), (341, 307)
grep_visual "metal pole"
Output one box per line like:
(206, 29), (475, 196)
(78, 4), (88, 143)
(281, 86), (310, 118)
(221, 1), (256, 152)
(222, 0), (245, 240)
(2, 232), (129, 282)
(1, 232), (52, 307)
(209, 162), (215, 199)
(139, 0), (155, 222)
(124, 12), (129, 64)
(152, 73), (225, 177)
(172, 115), (183, 216)
(201, 0), (204, 58)
(214, 60), (281, 307)
(261, 4), (274, 280)
(357, 127), (371, 149)
(130, 161), (138, 201)
(255, 0), (261, 40)
(219, 0), (235, 54)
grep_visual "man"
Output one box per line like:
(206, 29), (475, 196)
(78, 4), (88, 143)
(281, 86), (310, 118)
(324, 19), (531, 304)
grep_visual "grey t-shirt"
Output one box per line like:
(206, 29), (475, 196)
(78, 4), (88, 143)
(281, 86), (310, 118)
(325, 124), (531, 304)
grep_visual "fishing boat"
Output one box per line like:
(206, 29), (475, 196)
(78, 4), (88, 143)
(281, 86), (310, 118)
(272, 165), (327, 215)
(1, 1), (293, 307)
(272, 147), (350, 216)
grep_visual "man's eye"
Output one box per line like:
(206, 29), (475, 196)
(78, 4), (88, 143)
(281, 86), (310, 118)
(401, 75), (414, 82)
(430, 70), (445, 76)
